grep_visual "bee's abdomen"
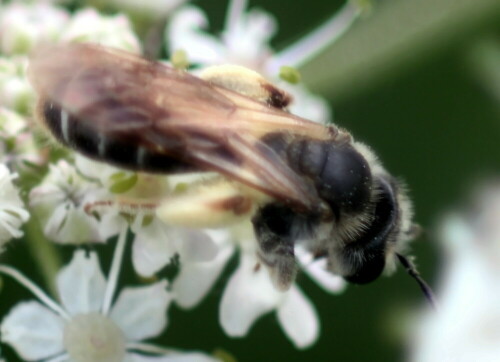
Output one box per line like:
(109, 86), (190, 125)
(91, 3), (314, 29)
(41, 101), (196, 174)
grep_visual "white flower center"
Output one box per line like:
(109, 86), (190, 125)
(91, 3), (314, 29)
(63, 312), (126, 362)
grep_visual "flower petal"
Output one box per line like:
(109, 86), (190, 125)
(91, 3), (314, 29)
(1, 301), (65, 360)
(167, 5), (225, 65)
(175, 228), (221, 263)
(303, 258), (346, 293)
(0, 164), (29, 247)
(0, 3), (69, 55)
(281, 83), (332, 125)
(0, 59), (36, 115)
(277, 285), (319, 349)
(222, 8), (276, 66)
(219, 253), (280, 337)
(131, 221), (178, 277)
(110, 280), (172, 341)
(96, 204), (126, 240)
(29, 161), (105, 244)
(46, 205), (103, 244)
(60, 8), (141, 52)
(295, 246), (346, 293)
(57, 250), (106, 315)
(74, 155), (121, 185)
(174, 243), (234, 309)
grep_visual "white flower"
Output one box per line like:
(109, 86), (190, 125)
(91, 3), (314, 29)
(131, 218), (222, 278)
(0, 107), (43, 171)
(0, 228), (217, 362)
(0, 106), (26, 137)
(0, 164), (29, 249)
(172, 229), (235, 309)
(168, 4), (276, 70)
(0, 3), (69, 55)
(411, 183), (500, 361)
(0, 3), (141, 54)
(60, 8), (141, 52)
(0, 56), (35, 114)
(219, 233), (320, 349)
(29, 160), (112, 244)
(167, 0), (361, 124)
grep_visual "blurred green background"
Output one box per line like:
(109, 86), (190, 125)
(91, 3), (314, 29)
(2, 0), (500, 361)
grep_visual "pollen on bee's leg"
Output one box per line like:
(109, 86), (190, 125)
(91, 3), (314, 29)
(156, 178), (255, 228)
(199, 64), (292, 109)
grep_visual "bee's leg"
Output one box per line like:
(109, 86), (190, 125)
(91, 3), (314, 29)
(252, 203), (298, 291)
(156, 177), (255, 228)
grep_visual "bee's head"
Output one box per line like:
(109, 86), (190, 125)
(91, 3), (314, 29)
(319, 144), (415, 284)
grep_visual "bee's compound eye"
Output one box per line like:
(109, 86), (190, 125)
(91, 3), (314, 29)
(319, 145), (372, 214)
(343, 254), (386, 284)
(339, 177), (398, 284)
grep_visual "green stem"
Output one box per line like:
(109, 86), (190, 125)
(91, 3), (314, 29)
(24, 218), (62, 297)
(101, 225), (128, 315)
(0, 264), (69, 319)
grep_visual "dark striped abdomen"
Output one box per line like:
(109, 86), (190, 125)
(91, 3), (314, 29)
(42, 101), (198, 174)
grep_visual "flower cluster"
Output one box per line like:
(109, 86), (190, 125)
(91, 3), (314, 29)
(0, 0), (364, 360)
(0, 164), (29, 249)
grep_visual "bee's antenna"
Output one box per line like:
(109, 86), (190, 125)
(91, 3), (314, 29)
(396, 253), (438, 310)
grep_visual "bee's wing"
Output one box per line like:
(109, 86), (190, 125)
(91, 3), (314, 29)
(29, 43), (330, 209)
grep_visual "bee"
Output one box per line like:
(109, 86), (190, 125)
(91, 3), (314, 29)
(29, 43), (434, 302)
